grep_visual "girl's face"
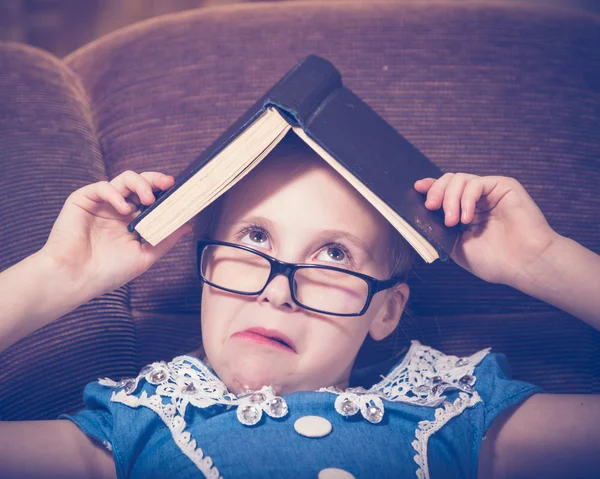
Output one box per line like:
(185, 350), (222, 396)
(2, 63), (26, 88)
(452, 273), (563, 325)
(200, 147), (410, 396)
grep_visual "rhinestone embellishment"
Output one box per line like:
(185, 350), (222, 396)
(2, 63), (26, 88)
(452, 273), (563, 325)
(123, 378), (138, 395)
(341, 398), (359, 416)
(265, 397), (288, 418)
(181, 382), (197, 394)
(235, 385), (289, 426)
(249, 392), (266, 403)
(148, 369), (168, 385)
(364, 405), (384, 424)
(237, 405), (261, 426)
(101, 340), (490, 432)
(458, 375), (475, 392)
(333, 392), (385, 423)
(318, 340), (490, 423)
(103, 359), (289, 427)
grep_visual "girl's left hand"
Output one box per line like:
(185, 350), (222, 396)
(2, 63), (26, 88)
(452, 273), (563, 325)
(414, 173), (560, 286)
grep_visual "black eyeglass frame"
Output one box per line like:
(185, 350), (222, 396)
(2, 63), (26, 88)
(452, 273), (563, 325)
(196, 239), (404, 317)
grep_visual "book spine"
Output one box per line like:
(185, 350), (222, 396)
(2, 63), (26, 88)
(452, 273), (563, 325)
(264, 55), (342, 127)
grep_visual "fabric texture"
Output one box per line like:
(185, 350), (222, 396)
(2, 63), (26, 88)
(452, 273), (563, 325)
(1, 1), (599, 421)
(0, 43), (138, 420)
(62, 343), (543, 479)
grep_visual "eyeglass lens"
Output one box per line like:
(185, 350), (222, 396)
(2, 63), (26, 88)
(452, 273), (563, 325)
(200, 244), (369, 315)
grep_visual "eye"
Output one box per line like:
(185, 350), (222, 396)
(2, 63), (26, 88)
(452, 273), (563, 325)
(316, 244), (352, 266)
(238, 225), (270, 249)
(235, 225), (354, 266)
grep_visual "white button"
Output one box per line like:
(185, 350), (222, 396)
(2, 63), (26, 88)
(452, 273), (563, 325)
(293, 415), (332, 438)
(318, 468), (356, 479)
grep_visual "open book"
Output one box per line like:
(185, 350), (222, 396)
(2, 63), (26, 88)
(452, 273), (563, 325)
(127, 55), (459, 263)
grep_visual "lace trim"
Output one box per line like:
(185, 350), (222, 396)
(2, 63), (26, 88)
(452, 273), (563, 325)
(317, 340), (490, 479)
(318, 340), (490, 408)
(412, 391), (483, 479)
(100, 340), (491, 479)
(111, 389), (222, 479)
(369, 340), (490, 406)
(103, 356), (289, 478)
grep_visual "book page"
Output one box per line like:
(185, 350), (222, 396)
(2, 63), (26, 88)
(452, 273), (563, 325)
(135, 108), (291, 245)
(292, 127), (438, 263)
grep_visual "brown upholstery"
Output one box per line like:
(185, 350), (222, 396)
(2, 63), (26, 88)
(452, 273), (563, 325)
(1, 1), (599, 421)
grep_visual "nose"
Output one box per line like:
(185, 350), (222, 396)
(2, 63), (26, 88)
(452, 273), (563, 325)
(256, 274), (300, 312)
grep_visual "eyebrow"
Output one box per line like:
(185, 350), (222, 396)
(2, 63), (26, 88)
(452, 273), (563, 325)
(230, 216), (373, 260)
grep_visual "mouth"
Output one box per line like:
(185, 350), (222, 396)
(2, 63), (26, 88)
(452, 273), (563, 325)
(231, 327), (297, 353)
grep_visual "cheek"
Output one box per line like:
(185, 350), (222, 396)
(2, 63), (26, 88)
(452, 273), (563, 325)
(200, 286), (243, 351)
(311, 297), (384, 356)
(305, 315), (372, 364)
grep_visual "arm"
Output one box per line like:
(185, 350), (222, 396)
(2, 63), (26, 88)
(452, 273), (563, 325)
(0, 250), (90, 352)
(0, 171), (191, 354)
(415, 174), (600, 328)
(478, 394), (600, 479)
(413, 175), (600, 478)
(0, 172), (191, 477)
(512, 233), (600, 331)
(0, 420), (116, 479)
(480, 237), (600, 477)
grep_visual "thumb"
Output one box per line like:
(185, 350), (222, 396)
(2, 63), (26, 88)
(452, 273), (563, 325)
(140, 223), (194, 263)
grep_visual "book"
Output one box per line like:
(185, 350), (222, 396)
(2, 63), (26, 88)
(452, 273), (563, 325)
(127, 55), (459, 263)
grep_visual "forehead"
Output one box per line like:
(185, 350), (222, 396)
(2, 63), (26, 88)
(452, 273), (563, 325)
(215, 147), (393, 251)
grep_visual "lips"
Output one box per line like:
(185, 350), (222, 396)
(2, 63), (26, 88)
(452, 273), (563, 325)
(231, 327), (296, 353)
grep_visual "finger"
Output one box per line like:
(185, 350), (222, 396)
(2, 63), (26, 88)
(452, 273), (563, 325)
(110, 170), (154, 205)
(78, 181), (132, 215)
(123, 172), (174, 213)
(442, 173), (480, 226)
(125, 195), (142, 209)
(461, 179), (484, 224)
(423, 172), (455, 210)
(461, 176), (507, 223)
(414, 178), (436, 192)
(110, 171), (174, 206)
(136, 172), (174, 208)
(139, 171), (175, 192)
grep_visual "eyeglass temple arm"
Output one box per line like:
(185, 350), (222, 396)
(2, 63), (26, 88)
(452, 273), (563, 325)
(373, 277), (404, 293)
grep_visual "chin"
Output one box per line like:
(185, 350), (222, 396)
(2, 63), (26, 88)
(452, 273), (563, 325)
(217, 353), (289, 395)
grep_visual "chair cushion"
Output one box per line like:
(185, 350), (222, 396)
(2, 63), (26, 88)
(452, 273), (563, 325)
(64, 1), (600, 388)
(0, 44), (138, 420)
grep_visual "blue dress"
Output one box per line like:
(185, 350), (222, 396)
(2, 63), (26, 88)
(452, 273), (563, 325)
(61, 340), (543, 479)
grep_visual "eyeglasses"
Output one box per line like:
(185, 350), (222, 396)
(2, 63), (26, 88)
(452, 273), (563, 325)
(196, 239), (403, 317)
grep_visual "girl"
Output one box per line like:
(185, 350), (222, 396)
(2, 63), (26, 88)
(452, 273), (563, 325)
(1, 136), (599, 479)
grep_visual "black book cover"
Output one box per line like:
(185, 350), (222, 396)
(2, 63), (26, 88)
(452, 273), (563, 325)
(128, 55), (459, 262)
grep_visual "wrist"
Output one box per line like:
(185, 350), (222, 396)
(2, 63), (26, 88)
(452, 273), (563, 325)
(32, 248), (92, 309)
(510, 232), (600, 328)
(511, 230), (564, 293)
(0, 250), (90, 352)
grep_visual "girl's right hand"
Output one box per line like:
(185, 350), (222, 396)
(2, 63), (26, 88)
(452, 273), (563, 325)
(40, 170), (193, 299)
